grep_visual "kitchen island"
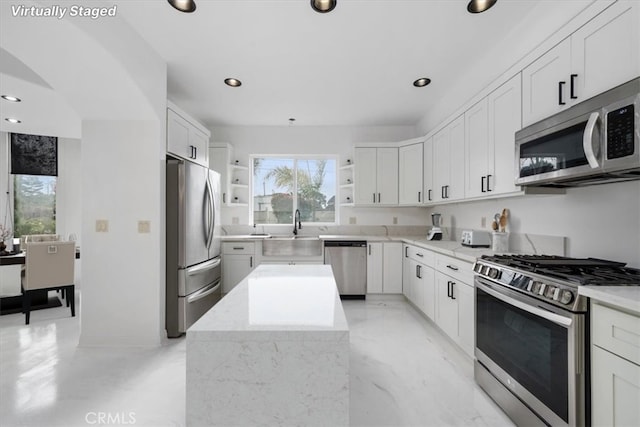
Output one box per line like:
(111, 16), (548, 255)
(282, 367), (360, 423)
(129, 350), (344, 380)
(186, 264), (349, 426)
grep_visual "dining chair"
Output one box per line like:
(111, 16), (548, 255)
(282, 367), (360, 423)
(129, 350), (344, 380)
(22, 241), (76, 325)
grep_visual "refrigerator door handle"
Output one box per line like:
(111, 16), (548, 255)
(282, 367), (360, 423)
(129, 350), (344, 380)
(187, 280), (221, 304)
(205, 176), (214, 250)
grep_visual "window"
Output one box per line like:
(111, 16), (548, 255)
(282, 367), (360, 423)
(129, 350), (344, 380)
(13, 175), (57, 237)
(252, 157), (336, 224)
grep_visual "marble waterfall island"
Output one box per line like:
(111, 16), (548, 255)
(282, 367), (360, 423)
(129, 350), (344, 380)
(186, 264), (350, 426)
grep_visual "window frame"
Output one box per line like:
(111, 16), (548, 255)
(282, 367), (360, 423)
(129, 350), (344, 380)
(249, 154), (339, 227)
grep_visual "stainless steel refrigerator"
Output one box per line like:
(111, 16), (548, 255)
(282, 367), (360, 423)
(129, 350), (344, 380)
(166, 156), (222, 338)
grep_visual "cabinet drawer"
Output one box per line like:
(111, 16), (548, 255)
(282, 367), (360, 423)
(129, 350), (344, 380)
(404, 245), (434, 267)
(592, 303), (640, 366)
(435, 254), (473, 284)
(222, 242), (255, 255)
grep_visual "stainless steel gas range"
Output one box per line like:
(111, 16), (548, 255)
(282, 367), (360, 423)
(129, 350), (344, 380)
(473, 255), (640, 427)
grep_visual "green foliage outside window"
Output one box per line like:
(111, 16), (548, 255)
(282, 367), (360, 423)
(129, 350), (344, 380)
(13, 175), (56, 237)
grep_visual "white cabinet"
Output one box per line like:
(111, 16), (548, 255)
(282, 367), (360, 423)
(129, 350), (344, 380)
(167, 102), (210, 168)
(398, 143), (423, 205)
(367, 242), (402, 294)
(209, 143), (249, 206)
(591, 303), (640, 426)
(354, 147), (398, 206)
(221, 242), (256, 293)
(465, 74), (522, 199)
(433, 115), (465, 202)
(522, 1), (640, 126)
(422, 137), (435, 204)
(402, 245), (435, 320)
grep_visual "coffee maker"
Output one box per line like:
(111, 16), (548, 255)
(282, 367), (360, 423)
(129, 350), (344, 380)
(427, 213), (443, 241)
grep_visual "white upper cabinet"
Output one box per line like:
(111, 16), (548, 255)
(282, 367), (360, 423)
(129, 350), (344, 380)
(571, 0), (640, 101)
(354, 147), (398, 206)
(422, 137), (434, 204)
(167, 102), (210, 168)
(522, 1), (640, 127)
(399, 143), (424, 205)
(433, 115), (465, 202)
(465, 73), (523, 198)
(465, 98), (490, 199)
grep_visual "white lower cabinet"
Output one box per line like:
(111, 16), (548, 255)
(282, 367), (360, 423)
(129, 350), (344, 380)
(221, 242), (256, 294)
(591, 303), (640, 426)
(367, 242), (402, 294)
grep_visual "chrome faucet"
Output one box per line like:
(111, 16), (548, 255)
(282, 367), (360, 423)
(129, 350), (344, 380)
(293, 209), (302, 235)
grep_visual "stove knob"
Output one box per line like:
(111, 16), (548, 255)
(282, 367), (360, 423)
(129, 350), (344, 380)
(544, 286), (556, 299)
(526, 280), (533, 292)
(488, 268), (500, 279)
(474, 264), (482, 273)
(538, 283), (547, 296)
(531, 281), (542, 294)
(560, 290), (574, 305)
(552, 288), (561, 301)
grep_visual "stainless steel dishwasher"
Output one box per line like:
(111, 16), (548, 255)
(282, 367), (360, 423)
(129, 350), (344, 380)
(323, 241), (367, 298)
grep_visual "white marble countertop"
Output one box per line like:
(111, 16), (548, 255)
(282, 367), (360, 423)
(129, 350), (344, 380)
(188, 264), (349, 340)
(579, 285), (640, 315)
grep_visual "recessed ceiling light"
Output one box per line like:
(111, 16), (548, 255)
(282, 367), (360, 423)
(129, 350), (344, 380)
(224, 78), (242, 87)
(413, 78), (432, 88)
(167, 0), (196, 13)
(467, 0), (497, 14)
(311, 0), (337, 13)
(5, 118), (21, 124)
(1, 95), (21, 102)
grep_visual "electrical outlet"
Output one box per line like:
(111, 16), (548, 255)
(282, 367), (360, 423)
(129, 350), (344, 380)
(393, 217), (398, 225)
(96, 219), (109, 233)
(138, 220), (151, 234)
(349, 217), (357, 225)
(232, 217), (239, 225)
(481, 217), (486, 228)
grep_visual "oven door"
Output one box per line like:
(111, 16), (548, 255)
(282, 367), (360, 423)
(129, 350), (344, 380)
(475, 277), (586, 427)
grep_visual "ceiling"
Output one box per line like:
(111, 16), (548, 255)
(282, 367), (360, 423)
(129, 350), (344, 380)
(0, 0), (590, 136)
(115, 0), (546, 128)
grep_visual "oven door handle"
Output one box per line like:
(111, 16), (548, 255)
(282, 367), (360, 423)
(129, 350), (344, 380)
(477, 281), (573, 328)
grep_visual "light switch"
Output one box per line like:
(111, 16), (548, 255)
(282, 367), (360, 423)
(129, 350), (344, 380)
(96, 219), (109, 233)
(138, 220), (151, 234)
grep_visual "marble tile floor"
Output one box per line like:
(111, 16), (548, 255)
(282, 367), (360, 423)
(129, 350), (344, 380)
(0, 291), (514, 427)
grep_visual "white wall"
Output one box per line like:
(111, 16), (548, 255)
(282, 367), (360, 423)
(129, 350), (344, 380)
(212, 125), (429, 227)
(429, 180), (640, 268)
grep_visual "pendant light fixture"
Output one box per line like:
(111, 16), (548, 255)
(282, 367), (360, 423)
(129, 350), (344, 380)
(311, 0), (337, 14)
(167, 0), (196, 13)
(467, 0), (497, 14)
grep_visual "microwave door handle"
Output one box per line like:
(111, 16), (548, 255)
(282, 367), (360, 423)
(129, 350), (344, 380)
(583, 112), (600, 169)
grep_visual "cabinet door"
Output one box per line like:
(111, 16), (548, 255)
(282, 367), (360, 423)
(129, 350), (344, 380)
(435, 272), (458, 339)
(411, 260), (425, 310)
(209, 146), (229, 204)
(354, 148), (378, 205)
(422, 265), (435, 321)
(222, 254), (254, 293)
(423, 138), (434, 204)
(571, 1), (640, 102)
(190, 127), (209, 167)
(448, 116), (466, 201)
(489, 73), (522, 195)
(399, 143), (423, 205)
(366, 242), (383, 293)
(376, 147), (399, 205)
(402, 245), (413, 301)
(167, 109), (191, 160)
(433, 126), (451, 202)
(382, 242), (403, 293)
(522, 38), (571, 127)
(591, 345), (640, 426)
(465, 98), (489, 199)
(456, 281), (475, 357)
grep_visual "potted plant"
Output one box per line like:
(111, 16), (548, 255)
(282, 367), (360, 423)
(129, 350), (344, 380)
(0, 224), (12, 253)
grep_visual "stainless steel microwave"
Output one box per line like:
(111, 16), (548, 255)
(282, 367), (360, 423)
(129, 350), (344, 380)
(515, 78), (640, 187)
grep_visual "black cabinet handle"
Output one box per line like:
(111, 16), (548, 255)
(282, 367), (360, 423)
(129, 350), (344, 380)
(194, 146), (197, 159)
(451, 282), (456, 300)
(428, 189), (432, 201)
(249, 256), (253, 268)
(418, 191), (421, 203)
(223, 193), (226, 203)
(481, 176), (486, 193)
(570, 74), (578, 99)
(416, 265), (422, 279)
(447, 281), (451, 298)
(487, 174), (492, 192)
(373, 193), (376, 203)
(416, 253), (423, 257)
(445, 185), (450, 199)
(368, 244), (372, 256)
(405, 246), (408, 258)
(378, 193), (381, 203)
(233, 247), (244, 250)
(446, 264), (459, 271)
(441, 186), (445, 199)
(558, 81), (566, 105)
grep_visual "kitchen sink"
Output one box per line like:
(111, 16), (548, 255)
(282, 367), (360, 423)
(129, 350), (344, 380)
(262, 236), (323, 256)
